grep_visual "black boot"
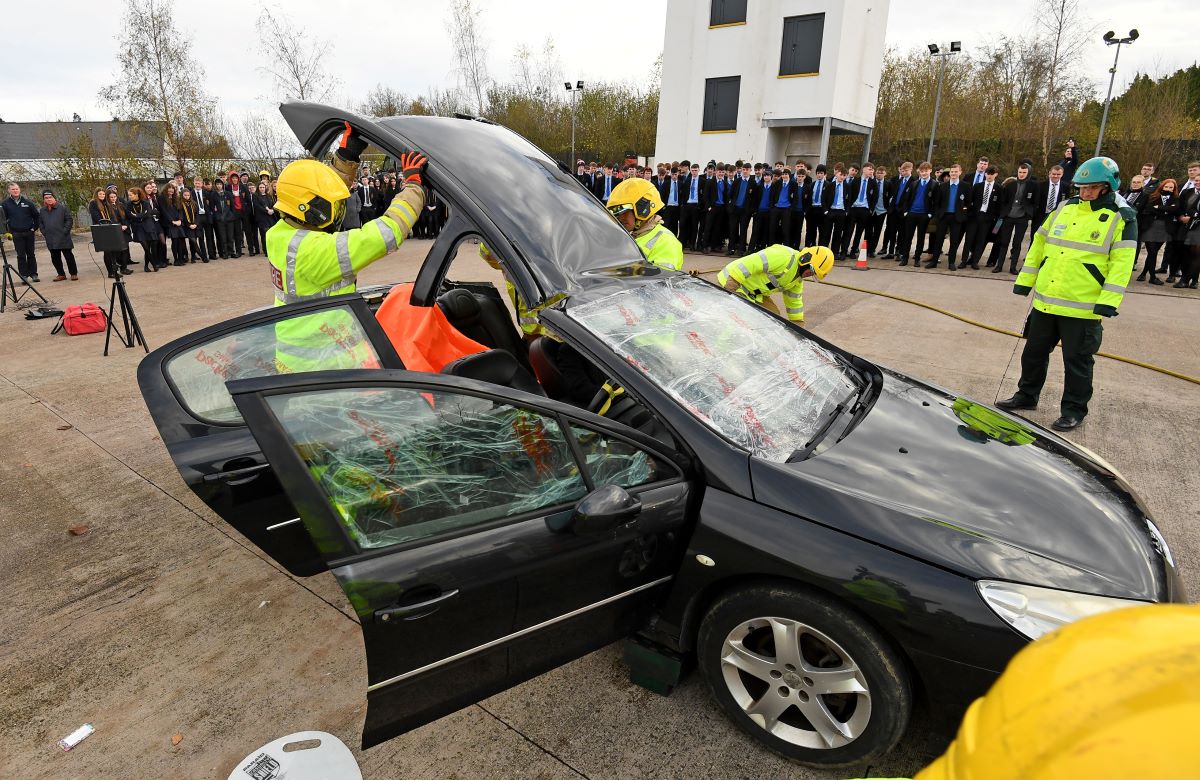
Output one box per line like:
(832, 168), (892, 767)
(996, 395), (1037, 410)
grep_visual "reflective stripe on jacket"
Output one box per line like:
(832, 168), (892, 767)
(634, 221), (684, 271)
(1014, 192), (1136, 319)
(717, 243), (806, 322)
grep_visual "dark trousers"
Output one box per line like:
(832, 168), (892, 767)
(1016, 308), (1103, 418)
(680, 203), (702, 249)
(966, 214), (995, 265)
(661, 205), (680, 236)
(242, 216), (259, 254)
(704, 206), (727, 250)
(727, 206), (749, 253)
(49, 248), (77, 276)
(867, 213), (888, 255)
(883, 212), (904, 255)
(845, 207), (872, 256)
(1165, 240), (1186, 277)
(141, 239), (167, 268)
(823, 210), (847, 252)
(899, 213), (931, 259)
(198, 218), (216, 259)
(769, 206), (791, 246)
(931, 217), (966, 265)
(258, 226), (271, 254)
(992, 216), (1030, 269)
(216, 221), (235, 257)
(789, 211), (806, 248)
(230, 213), (245, 253)
(1141, 242), (1165, 278)
(11, 231), (37, 276)
(807, 211), (826, 247)
(749, 210), (771, 250)
(1184, 245), (1200, 285)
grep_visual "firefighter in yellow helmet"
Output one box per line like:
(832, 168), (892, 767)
(716, 244), (833, 324)
(479, 242), (545, 340)
(267, 122), (426, 371)
(607, 177), (684, 271)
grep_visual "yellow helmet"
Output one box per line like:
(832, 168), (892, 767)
(606, 178), (663, 226)
(798, 245), (834, 280)
(275, 159), (350, 230)
(916, 604), (1200, 780)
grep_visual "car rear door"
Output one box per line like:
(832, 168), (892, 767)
(227, 370), (692, 748)
(137, 296), (404, 575)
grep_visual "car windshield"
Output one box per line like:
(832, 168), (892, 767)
(570, 276), (859, 462)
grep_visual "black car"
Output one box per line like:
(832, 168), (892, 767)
(138, 102), (1184, 768)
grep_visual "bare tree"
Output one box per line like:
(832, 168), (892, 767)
(227, 113), (304, 175)
(447, 0), (491, 115)
(101, 0), (224, 174)
(1037, 0), (1096, 164)
(255, 6), (341, 102)
(358, 85), (413, 117)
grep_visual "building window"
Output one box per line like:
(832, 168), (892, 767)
(780, 13), (825, 76)
(702, 76), (740, 132)
(709, 0), (747, 27)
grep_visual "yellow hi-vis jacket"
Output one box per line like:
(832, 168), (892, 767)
(1014, 192), (1137, 319)
(717, 244), (807, 322)
(266, 183), (424, 371)
(633, 216), (684, 271)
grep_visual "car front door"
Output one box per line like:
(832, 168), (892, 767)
(137, 296), (404, 575)
(227, 370), (692, 748)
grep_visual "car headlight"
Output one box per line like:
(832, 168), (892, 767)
(977, 581), (1148, 641)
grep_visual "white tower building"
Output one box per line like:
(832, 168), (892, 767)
(654, 0), (889, 167)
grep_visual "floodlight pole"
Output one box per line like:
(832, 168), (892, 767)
(566, 80), (584, 168)
(1095, 35), (1134, 158)
(926, 44), (959, 163)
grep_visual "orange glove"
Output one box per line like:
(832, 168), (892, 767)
(399, 151), (428, 185)
(336, 121), (367, 162)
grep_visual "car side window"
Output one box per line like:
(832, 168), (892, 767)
(570, 424), (673, 489)
(265, 387), (586, 550)
(165, 306), (383, 424)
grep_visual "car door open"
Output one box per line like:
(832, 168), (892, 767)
(228, 369), (692, 748)
(137, 296), (404, 575)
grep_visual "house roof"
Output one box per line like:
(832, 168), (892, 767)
(0, 120), (165, 160)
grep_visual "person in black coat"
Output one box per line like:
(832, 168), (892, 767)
(659, 168), (683, 237)
(896, 161), (939, 266)
(178, 188), (204, 263)
(989, 163), (1037, 273)
(679, 163), (703, 250)
(1138, 179), (1179, 285)
(965, 167), (1002, 269)
(90, 188), (125, 277)
(2, 182), (41, 281)
(867, 166), (891, 256)
(926, 164), (971, 269)
(1030, 165), (1070, 252)
(748, 170), (776, 251)
(702, 166), (733, 253)
(190, 176), (215, 261)
(882, 162), (914, 258)
(125, 186), (164, 272)
(804, 166), (831, 247)
(789, 170), (809, 250)
(210, 179), (236, 259)
(843, 163), (880, 258)
(768, 169), (796, 247)
(161, 184), (187, 265)
(1057, 140), (1080, 185)
(725, 164), (755, 254)
(225, 172), (249, 256)
(252, 182), (278, 253)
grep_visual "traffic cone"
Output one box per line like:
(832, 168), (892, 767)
(854, 239), (869, 271)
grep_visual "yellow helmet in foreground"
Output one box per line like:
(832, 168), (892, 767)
(275, 159), (350, 230)
(606, 178), (664, 226)
(916, 604), (1200, 780)
(798, 245), (834, 280)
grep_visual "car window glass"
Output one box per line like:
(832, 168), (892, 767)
(165, 306), (382, 424)
(570, 425), (670, 489)
(569, 276), (858, 462)
(265, 387), (586, 550)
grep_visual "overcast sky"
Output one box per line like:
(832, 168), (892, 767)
(3, 0), (1193, 122)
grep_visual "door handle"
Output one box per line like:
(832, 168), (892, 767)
(375, 589), (460, 623)
(203, 462), (270, 485)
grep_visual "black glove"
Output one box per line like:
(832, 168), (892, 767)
(1093, 304), (1118, 317)
(399, 151), (428, 185)
(335, 121), (368, 163)
(1013, 284), (1032, 296)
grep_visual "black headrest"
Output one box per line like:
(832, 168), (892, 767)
(441, 350), (545, 396)
(437, 288), (481, 323)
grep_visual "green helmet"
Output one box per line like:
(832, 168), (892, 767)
(1073, 156), (1120, 190)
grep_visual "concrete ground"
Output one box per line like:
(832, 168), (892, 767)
(0, 236), (1196, 780)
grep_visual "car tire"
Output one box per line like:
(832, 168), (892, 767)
(697, 583), (911, 768)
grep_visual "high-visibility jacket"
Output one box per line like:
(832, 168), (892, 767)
(633, 218), (684, 271)
(266, 184), (423, 371)
(1014, 192), (1136, 320)
(717, 244), (807, 322)
(504, 281), (545, 337)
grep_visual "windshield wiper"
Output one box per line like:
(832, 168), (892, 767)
(787, 402), (846, 463)
(836, 379), (876, 443)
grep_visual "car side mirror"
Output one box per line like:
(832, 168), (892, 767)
(570, 485), (641, 535)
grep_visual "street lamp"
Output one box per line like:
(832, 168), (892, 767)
(565, 80), (585, 169)
(1095, 29), (1139, 158)
(926, 41), (961, 163)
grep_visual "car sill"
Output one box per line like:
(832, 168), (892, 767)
(266, 517), (302, 531)
(366, 575), (674, 693)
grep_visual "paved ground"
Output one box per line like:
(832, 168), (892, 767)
(0, 237), (1196, 779)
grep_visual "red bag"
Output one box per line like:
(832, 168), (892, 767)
(59, 303), (108, 335)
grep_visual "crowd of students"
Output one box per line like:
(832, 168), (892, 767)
(576, 150), (1200, 289)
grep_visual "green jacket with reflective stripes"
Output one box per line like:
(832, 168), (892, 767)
(633, 219), (684, 271)
(1014, 192), (1136, 320)
(717, 244), (807, 322)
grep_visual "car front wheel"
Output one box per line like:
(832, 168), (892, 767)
(697, 584), (911, 767)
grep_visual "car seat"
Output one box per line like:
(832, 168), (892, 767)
(441, 350), (545, 397)
(437, 288), (531, 370)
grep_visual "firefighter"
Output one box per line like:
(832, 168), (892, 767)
(996, 156), (1136, 431)
(606, 177), (684, 271)
(479, 242), (545, 340)
(267, 123), (426, 371)
(716, 244), (834, 324)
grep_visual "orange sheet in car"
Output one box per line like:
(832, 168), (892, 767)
(374, 283), (488, 373)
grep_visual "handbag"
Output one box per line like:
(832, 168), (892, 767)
(52, 303), (108, 336)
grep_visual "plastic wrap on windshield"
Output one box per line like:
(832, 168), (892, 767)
(266, 389), (587, 549)
(570, 276), (857, 462)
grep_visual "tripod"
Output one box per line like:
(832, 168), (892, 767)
(1, 235), (47, 313)
(103, 265), (148, 356)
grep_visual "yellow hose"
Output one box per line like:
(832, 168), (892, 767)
(689, 268), (1200, 386)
